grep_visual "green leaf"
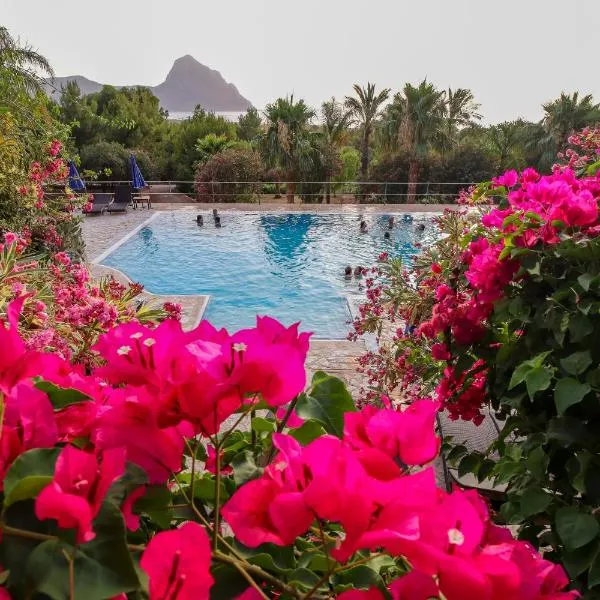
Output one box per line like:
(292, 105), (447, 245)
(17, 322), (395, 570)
(210, 564), (248, 600)
(560, 351), (592, 376)
(554, 378), (591, 415)
(289, 420), (327, 445)
(34, 380), (91, 409)
(333, 564), (384, 591)
(25, 503), (140, 600)
(524, 366), (552, 400)
(509, 352), (552, 390)
(562, 539), (600, 579)
(458, 453), (481, 478)
(589, 551), (600, 588)
(526, 446), (549, 481)
(251, 417), (276, 434)
(477, 459), (496, 482)
(231, 451), (263, 486)
(193, 475), (229, 504)
(3, 448), (60, 509)
(289, 567), (322, 591)
(295, 372), (356, 438)
(495, 460), (525, 485)
(548, 417), (592, 446)
(556, 507), (600, 551)
(578, 273), (596, 292)
(233, 541), (296, 573)
(446, 444), (468, 465)
(569, 314), (593, 342)
(519, 487), (551, 518)
(134, 485), (173, 529)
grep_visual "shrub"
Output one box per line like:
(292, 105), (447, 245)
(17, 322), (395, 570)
(80, 141), (130, 181)
(195, 146), (264, 202)
(0, 308), (577, 599)
(353, 143), (600, 595)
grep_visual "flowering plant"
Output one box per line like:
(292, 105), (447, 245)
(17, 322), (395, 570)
(0, 301), (578, 599)
(352, 136), (600, 595)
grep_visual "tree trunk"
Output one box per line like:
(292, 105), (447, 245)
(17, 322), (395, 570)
(274, 180), (281, 199)
(360, 129), (370, 181)
(325, 178), (331, 204)
(286, 181), (295, 204)
(407, 159), (419, 203)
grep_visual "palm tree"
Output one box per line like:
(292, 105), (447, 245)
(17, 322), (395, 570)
(542, 92), (600, 150)
(0, 26), (53, 94)
(439, 88), (482, 152)
(486, 121), (527, 171)
(344, 83), (390, 180)
(397, 80), (446, 201)
(262, 95), (316, 203)
(321, 97), (352, 202)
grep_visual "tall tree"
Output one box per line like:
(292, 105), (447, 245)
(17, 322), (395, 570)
(485, 120), (527, 171)
(236, 107), (263, 143)
(397, 80), (446, 201)
(321, 97), (352, 203)
(344, 83), (390, 180)
(262, 95), (316, 203)
(0, 26), (53, 94)
(439, 88), (482, 152)
(542, 92), (600, 150)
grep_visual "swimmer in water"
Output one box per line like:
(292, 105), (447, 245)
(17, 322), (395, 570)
(196, 214), (204, 225)
(344, 265), (352, 279)
(360, 220), (368, 233)
(388, 216), (394, 229)
(384, 231), (390, 239)
(416, 223), (425, 232)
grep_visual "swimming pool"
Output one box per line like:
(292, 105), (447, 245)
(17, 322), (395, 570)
(102, 211), (438, 338)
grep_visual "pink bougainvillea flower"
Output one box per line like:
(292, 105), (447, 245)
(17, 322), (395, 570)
(275, 404), (304, 428)
(345, 401), (440, 466)
(35, 446), (125, 543)
(0, 296), (45, 391)
(205, 445), (232, 475)
(389, 571), (440, 599)
(231, 316), (311, 407)
(122, 486), (146, 532)
(337, 590), (385, 600)
(431, 343), (451, 361)
(1, 383), (58, 488)
(93, 387), (184, 484)
(0, 588), (11, 600)
(140, 522), (213, 600)
(491, 169), (518, 188)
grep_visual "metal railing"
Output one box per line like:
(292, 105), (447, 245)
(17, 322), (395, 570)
(54, 180), (492, 205)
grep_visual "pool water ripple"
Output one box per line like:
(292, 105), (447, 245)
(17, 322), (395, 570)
(102, 211), (437, 338)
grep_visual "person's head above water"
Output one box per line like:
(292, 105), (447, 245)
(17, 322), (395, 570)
(344, 265), (352, 277)
(360, 220), (367, 231)
(212, 208), (218, 217)
(354, 265), (363, 277)
(388, 216), (394, 229)
(384, 231), (390, 239)
(416, 223), (425, 232)
(196, 214), (204, 224)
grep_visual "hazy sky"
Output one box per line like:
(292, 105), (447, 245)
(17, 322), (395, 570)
(3, 0), (599, 123)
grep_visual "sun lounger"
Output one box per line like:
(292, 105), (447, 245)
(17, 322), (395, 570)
(107, 185), (132, 213)
(86, 193), (113, 215)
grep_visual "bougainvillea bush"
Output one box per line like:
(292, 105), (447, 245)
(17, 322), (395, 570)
(352, 130), (600, 597)
(0, 277), (579, 599)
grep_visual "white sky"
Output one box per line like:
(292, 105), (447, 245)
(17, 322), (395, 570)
(3, 0), (599, 123)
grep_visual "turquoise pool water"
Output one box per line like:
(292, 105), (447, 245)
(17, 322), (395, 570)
(102, 211), (437, 338)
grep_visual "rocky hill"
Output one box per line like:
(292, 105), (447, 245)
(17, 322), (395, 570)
(44, 55), (252, 113)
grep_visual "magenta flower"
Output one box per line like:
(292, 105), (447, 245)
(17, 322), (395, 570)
(491, 170), (518, 188)
(35, 446), (125, 543)
(389, 571), (440, 599)
(345, 401), (440, 466)
(140, 522), (214, 600)
(337, 590), (385, 600)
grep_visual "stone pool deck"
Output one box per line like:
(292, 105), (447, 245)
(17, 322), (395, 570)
(81, 205), (387, 395)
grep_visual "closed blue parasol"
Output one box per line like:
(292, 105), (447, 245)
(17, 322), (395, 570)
(67, 160), (86, 191)
(130, 153), (146, 190)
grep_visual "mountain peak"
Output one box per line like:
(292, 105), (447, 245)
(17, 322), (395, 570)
(43, 56), (252, 114)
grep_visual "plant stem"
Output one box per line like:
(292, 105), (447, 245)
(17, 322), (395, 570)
(1, 523), (145, 553)
(231, 561), (270, 600)
(265, 395), (300, 464)
(62, 549), (75, 600)
(213, 441), (222, 552)
(214, 551), (302, 599)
